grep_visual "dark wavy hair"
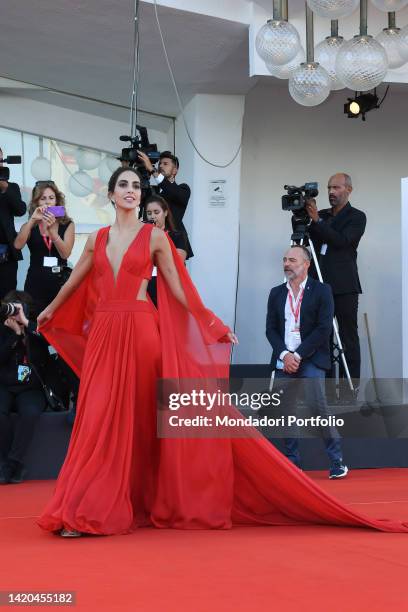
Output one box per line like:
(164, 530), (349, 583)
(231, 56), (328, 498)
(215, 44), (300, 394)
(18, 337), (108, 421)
(107, 167), (142, 195)
(144, 195), (176, 231)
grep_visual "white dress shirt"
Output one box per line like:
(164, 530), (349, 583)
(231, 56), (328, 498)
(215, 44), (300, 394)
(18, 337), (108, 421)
(276, 277), (307, 370)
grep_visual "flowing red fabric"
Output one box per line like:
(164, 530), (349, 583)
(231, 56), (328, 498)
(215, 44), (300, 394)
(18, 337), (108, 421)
(37, 224), (408, 534)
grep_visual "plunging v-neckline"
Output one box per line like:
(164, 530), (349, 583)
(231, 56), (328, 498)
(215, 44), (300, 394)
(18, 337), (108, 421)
(104, 223), (146, 286)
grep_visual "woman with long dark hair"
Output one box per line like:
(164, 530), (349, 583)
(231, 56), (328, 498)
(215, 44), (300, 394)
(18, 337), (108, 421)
(14, 181), (74, 314)
(37, 167), (408, 537)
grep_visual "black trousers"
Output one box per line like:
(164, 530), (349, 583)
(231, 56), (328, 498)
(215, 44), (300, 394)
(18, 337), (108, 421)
(0, 261), (18, 300)
(333, 293), (360, 381)
(0, 385), (46, 464)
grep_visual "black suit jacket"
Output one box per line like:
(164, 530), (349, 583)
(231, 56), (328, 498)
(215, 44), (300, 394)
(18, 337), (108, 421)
(308, 202), (366, 295)
(157, 178), (193, 258)
(0, 182), (26, 262)
(158, 178), (190, 229)
(266, 277), (334, 371)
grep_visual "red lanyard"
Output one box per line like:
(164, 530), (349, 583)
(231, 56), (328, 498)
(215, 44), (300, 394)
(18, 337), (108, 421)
(42, 234), (53, 254)
(288, 288), (304, 325)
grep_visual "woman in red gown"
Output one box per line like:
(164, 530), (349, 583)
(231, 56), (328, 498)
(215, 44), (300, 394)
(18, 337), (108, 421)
(37, 167), (408, 536)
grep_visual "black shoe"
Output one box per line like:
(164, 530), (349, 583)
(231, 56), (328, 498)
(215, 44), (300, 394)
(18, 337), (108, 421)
(329, 462), (349, 479)
(0, 462), (12, 484)
(8, 460), (27, 484)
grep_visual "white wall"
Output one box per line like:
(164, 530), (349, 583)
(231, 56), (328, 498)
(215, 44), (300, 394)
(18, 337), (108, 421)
(174, 94), (244, 328)
(234, 82), (408, 378)
(0, 95), (171, 155)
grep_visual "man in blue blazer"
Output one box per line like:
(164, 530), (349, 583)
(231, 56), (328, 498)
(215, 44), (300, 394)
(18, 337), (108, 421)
(266, 245), (348, 479)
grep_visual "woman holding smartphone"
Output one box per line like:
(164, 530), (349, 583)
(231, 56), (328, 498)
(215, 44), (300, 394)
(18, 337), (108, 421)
(14, 182), (75, 314)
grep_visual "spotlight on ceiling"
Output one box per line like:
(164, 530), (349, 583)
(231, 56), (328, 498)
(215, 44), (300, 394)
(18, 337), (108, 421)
(344, 86), (389, 121)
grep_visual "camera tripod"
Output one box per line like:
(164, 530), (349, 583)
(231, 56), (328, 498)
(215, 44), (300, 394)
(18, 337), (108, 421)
(290, 219), (354, 393)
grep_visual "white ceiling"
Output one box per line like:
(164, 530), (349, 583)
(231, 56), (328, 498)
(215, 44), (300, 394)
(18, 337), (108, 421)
(0, 1), (254, 124)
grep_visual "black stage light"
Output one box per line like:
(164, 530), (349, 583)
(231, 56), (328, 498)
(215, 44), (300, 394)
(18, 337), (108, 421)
(344, 92), (379, 121)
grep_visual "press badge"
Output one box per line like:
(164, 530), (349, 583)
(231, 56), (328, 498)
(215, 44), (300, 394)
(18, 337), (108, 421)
(320, 244), (328, 255)
(152, 266), (158, 277)
(17, 365), (31, 382)
(44, 256), (58, 267)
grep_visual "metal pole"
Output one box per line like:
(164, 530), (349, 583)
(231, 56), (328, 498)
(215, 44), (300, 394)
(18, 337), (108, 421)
(331, 20), (338, 38)
(273, 0), (281, 20)
(281, 0), (288, 21)
(388, 11), (396, 29)
(306, 3), (314, 63)
(360, 0), (368, 36)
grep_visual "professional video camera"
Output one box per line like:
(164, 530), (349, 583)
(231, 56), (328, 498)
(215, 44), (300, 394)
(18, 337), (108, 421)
(119, 125), (160, 176)
(0, 155), (22, 181)
(282, 182), (319, 242)
(282, 182), (319, 213)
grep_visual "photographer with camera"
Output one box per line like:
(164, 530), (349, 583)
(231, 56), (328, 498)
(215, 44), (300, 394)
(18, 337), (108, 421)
(138, 150), (194, 259)
(0, 148), (27, 299)
(0, 291), (50, 484)
(14, 181), (74, 315)
(305, 173), (366, 387)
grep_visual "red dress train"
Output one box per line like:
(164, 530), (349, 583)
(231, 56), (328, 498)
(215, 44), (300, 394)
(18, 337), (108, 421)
(37, 224), (408, 534)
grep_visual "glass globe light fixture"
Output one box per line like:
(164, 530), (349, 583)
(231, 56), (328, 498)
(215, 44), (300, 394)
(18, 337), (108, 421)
(266, 47), (306, 79)
(31, 157), (51, 181)
(315, 36), (346, 89)
(336, 35), (388, 90)
(289, 62), (331, 106)
(256, 19), (301, 65)
(306, 0), (359, 19)
(376, 27), (406, 68)
(68, 171), (94, 197)
(398, 24), (408, 62)
(370, 0), (408, 12)
(75, 149), (102, 171)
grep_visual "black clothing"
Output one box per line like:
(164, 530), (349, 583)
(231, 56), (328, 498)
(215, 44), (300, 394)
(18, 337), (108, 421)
(0, 182), (26, 262)
(0, 261), (18, 299)
(24, 222), (71, 314)
(309, 202), (366, 381)
(309, 202), (366, 296)
(0, 322), (49, 466)
(0, 182), (26, 298)
(333, 293), (360, 380)
(157, 178), (193, 259)
(147, 230), (187, 307)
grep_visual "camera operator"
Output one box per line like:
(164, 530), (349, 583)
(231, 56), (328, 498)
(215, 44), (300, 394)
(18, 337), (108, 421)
(0, 148), (27, 299)
(0, 291), (49, 484)
(306, 173), (366, 388)
(137, 150), (194, 259)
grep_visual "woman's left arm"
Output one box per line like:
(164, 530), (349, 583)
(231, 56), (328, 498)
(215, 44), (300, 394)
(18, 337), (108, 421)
(46, 217), (75, 260)
(152, 228), (237, 344)
(152, 228), (188, 308)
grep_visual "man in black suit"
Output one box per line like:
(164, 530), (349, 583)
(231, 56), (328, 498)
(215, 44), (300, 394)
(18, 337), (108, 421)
(138, 150), (193, 258)
(0, 148), (26, 298)
(306, 173), (366, 385)
(266, 245), (348, 478)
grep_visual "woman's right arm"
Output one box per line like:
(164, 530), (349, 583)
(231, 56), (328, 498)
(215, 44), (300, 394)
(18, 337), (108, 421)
(37, 232), (97, 325)
(14, 207), (45, 250)
(14, 218), (36, 250)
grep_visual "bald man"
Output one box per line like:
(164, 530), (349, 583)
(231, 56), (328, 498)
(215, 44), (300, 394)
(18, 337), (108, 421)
(306, 173), (366, 390)
(266, 245), (347, 478)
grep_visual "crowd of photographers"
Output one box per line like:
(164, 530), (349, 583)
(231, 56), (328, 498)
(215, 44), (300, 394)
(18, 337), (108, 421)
(0, 137), (366, 483)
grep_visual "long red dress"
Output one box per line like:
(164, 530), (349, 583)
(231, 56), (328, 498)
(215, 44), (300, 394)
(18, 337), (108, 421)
(37, 224), (408, 534)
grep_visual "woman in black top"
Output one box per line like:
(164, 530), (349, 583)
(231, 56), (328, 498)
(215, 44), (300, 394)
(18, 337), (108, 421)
(145, 194), (188, 306)
(14, 182), (75, 314)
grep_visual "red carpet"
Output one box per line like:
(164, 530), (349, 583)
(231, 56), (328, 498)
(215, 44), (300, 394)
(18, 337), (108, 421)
(1, 469), (408, 611)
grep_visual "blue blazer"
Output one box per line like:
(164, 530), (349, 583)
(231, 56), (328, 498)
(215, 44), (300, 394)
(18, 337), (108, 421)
(266, 277), (334, 371)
